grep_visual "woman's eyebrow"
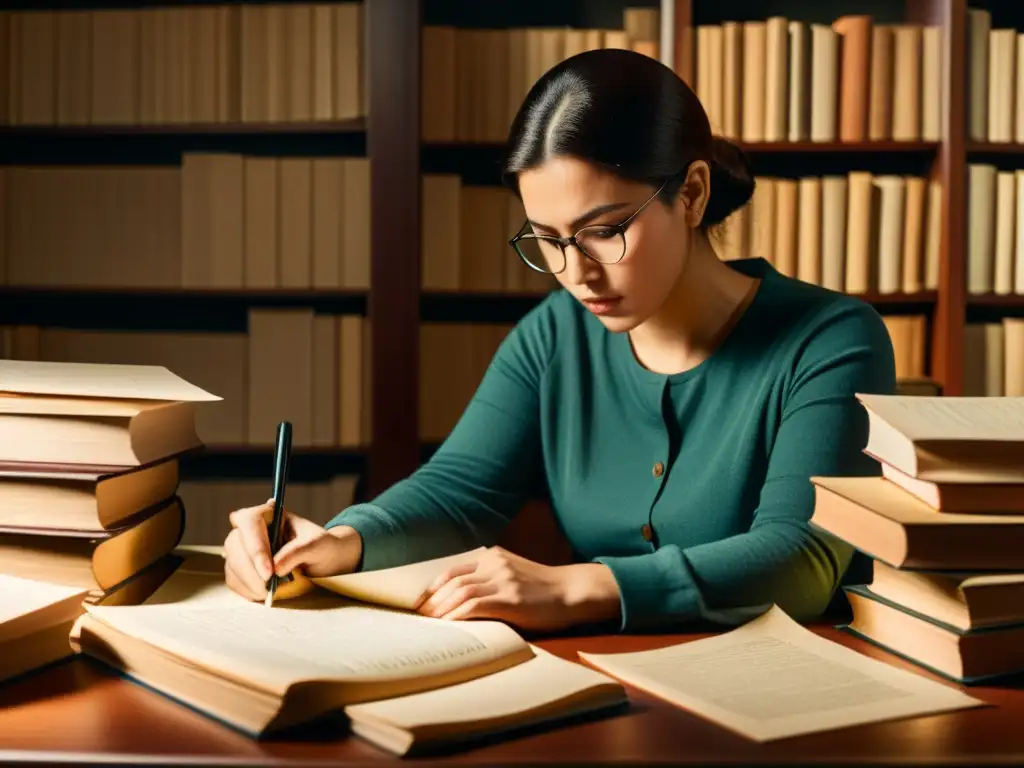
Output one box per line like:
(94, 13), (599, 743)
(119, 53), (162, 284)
(528, 201), (631, 233)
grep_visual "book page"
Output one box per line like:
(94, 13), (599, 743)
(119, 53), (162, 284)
(579, 605), (985, 742)
(0, 574), (90, 643)
(0, 360), (221, 402)
(345, 647), (626, 753)
(857, 394), (1024, 441)
(313, 547), (487, 610)
(84, 571), (529, 696)
(0, 574), (89, 625)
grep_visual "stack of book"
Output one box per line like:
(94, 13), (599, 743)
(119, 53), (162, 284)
(0, 359), (219, 681)
(810, 393), (1024, 684)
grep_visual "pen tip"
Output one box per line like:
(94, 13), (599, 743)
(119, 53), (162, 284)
(264, 592), (273, 609)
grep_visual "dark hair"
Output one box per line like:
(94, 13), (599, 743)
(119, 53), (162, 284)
(502, 48), (754, 230)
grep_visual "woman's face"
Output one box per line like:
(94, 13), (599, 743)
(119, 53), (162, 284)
(516, 155), (706, 333)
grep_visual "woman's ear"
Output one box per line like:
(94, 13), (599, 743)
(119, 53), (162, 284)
(679, 160), (711, 228)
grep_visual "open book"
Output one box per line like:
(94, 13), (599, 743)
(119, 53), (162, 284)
(73, 548), (628, 752)
(0, 574), (90, 684)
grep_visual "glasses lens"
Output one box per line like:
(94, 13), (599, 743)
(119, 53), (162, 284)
(576, 226), (626, 264)
(515, 236), (564, 273)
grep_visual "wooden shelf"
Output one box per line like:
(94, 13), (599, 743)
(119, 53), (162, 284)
(0, 287), (367, 333)
(0, 119), (367, 137)
(422, 140), (940, 183)
(0, 286), (367, 299)
(858, 290), (938, 305)
(422, 140), (938, 154)
(0, 120), (367, 164)
(966, 141), (1024, 156)
(180, 445), (367, 483)
(421, 289), (937, 323)
(421, 291), (551, 322)
(968, 294), (1024, 307)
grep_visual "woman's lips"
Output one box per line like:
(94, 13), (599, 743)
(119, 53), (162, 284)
(581, 296), (623, 315)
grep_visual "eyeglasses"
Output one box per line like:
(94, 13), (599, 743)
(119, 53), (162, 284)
(509, 180), (669, 274)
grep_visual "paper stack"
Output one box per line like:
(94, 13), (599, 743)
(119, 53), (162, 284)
(810, 393), (1024, 684)
(0, 359), (219, 682)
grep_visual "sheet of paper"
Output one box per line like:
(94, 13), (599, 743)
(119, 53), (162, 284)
(858, 394), (1024, 441)
(579, 605), (986, 742)
(0, 574), (89, 625)
(313, 547), (487, 610)
(85, 571), (528, 695)
(0, 360), (221, 402)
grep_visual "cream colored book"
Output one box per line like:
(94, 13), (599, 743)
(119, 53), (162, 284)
(579, 605), (983, 743)
(856, 393), (1024, 482)
(0, 574), (90, 684)
(74, 551), (627, 743)
(994, 171), (1016, 295)
(0, 360), (220, 467)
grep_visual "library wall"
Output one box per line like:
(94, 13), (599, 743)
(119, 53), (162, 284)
(4, 0), (1024, 544)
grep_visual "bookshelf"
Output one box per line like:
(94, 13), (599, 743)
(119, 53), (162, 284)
(0, 0), (1020, 511)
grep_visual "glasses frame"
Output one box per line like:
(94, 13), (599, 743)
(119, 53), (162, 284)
(509, 179), (670, 274)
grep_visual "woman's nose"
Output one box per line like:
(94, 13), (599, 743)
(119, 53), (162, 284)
(562, 243), (600, 286)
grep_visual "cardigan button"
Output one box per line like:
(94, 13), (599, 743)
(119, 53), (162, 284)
(652, 461), (664, 478)
(641, 524), (653, 541)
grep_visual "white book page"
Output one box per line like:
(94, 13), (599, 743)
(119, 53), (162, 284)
(857, 394), (1024, 441)
(84, 571), (528, 696)
(0, 360), (221, 402)
(346, 646), (623, 727)
(579, 606), (985, 742)
(313, 547), (487, 610)
(0, 574), (89, 625)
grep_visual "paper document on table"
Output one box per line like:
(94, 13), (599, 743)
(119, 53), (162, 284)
(578, 605), (986, 741)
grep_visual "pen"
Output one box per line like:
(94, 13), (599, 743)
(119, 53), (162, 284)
(264, 420), (293, 608)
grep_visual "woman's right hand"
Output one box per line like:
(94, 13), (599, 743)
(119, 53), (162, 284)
(223, 499), (363, 602)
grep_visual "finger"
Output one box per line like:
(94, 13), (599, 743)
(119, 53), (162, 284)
(440, 594), (505, 622)
(272, 529), (320, 577)
(225, 558), (264, 602)
(229, 503), (274, 582)
(224, 532), (269, 598)
(419, 575), (492, 619)
(415, 562), (480, 609)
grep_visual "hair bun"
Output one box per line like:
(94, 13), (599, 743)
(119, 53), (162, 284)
(703, 136), (755, 227)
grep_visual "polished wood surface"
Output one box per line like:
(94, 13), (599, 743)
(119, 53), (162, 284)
(1, 624), (1023, 766)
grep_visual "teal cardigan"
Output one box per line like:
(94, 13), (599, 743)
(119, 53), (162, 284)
(327, 258), (897, 630)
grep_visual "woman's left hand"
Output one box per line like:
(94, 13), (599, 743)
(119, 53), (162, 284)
(414, 546), (620, 632)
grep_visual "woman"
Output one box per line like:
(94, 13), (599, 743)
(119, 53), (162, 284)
(223, 49), (896, 632)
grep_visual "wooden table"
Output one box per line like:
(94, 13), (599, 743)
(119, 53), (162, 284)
(1, 625), (1022, 766)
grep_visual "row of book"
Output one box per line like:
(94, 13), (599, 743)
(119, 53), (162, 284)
(1, 4), (364, 127)
(967, 8), (1021, 143)
(181, 154), (370, 291)
(694, 17), (941, 144)
(965, 320), (1024, 397)
(967, 164), (1024, 296)
(2, 163), (947, 295)
(422, 7), (660, 144)
(1, 313), (372, 451)
(811, 393), (1024, 684)
(719, 173), (941, 296)
(2, 312), (934, 449)
(0, 160), (370, 291)
(0, 359), (211, 683)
